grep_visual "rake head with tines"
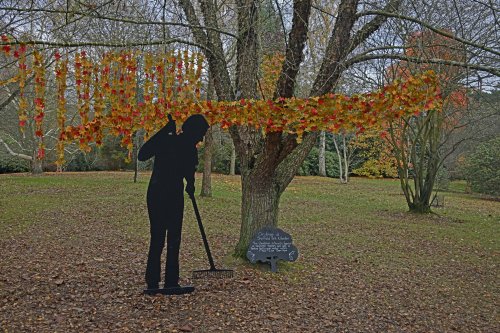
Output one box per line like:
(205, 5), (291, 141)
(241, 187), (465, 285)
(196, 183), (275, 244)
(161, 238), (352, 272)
(190, 196), (234, 280)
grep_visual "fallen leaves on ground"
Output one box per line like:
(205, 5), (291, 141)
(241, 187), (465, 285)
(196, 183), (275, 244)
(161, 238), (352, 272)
(0, 172), (498, 332)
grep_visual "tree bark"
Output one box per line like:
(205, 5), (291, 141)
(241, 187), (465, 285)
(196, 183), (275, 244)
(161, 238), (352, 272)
(31, 150), (43, 174)
(234, 175), (282, 256)
(201, 127), (213, 197)
(201, 69), (216, 197)
(234, 130), (318, 256)
(318, 131), (326, 176)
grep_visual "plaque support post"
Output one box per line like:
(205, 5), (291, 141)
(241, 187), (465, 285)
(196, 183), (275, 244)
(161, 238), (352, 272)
(269, 256), (278, 273)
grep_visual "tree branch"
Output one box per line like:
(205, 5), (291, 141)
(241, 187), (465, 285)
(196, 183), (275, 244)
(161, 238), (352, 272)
(0, 137), (32, 161)
(0, 39), (208, 50)
(178, 0), (210, 48)
(347, 0), (401, 54)
(179, 0), (234, 100)
(0, 6), (239, 39)
(357, 10), (500, 57)
(274, 0), (312, 99)
(344, 53), (500, 77)
(310, 0), (359, 96)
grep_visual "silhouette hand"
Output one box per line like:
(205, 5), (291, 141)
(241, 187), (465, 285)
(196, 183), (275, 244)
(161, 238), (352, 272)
(165, 114), (176, 134)
(186, 183), (195, 198)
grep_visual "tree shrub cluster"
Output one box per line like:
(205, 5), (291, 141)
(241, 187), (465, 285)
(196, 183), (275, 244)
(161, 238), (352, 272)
(463, 136), (500, 196)
(0, 150), (29, 173)
(298, 147), (339, 178)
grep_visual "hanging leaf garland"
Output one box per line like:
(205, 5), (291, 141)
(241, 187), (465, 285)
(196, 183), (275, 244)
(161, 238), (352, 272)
(55, 51), (68, 167)
(1, 34), (11, 55)
(18, 44), (28, 131)
(0, 45), (442, 164)
(142, 52), (156, 140)
(33, 50), (46, 159)
(82, 51), (92, 125)
(0, 37), (29, 129)
(122, 52), (137, 160)
(156, 52), (166, 120)
(75, 52), (83, 121)
(259, 53), (285, 99)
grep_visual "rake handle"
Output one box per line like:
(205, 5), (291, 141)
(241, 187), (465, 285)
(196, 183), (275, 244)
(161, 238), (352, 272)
(190, 195), (216, 270)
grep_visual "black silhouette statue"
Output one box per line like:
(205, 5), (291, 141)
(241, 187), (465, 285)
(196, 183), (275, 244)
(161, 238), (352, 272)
(138, 114), (209, 295)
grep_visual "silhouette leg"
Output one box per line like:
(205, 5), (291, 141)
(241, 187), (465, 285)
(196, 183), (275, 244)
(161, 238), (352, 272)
(145, 221), (167, 287)
(165, 225), (182, 286)
(165, 198), (184, 287)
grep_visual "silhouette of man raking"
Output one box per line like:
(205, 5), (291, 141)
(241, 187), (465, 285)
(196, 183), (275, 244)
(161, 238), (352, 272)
(138, 114), (209, 295)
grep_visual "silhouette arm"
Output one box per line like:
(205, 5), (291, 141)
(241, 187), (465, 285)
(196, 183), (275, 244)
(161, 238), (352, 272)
(184, 148), (198, 196)
(138, 117), (175, 161)
(138, 130), (164, 161)
(185, 167), (195, 188)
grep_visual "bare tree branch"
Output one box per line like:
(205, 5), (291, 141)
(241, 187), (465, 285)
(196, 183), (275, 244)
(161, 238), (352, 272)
(344, 53), (500, 77)
(0, 38), (207, 50)
(0, 136), (32, 160)
(357, 10), (500, 57)
(178, 0), (234, 100)
(347, 0), (401, 54)
(311, 0), (360, 96)
(0, 5), (239, 39)
(274, 0), (312, 99)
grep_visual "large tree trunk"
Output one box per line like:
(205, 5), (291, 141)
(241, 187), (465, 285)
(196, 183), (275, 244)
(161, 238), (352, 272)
(201, 70), (216, 196)
(234, 131), (318, 256)
(235, 176), (282, 256)
(318, 131), (326, 176)
(201, 126), (213, 197)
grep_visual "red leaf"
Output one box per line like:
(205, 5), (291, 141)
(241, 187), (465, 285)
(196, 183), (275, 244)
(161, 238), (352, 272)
(37, 147), (45, 159)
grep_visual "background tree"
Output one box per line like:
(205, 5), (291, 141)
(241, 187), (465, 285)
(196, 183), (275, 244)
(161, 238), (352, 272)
(462, 136), (500, 196)
(352, 131), (398, 178)
(385, 29), (472, 213)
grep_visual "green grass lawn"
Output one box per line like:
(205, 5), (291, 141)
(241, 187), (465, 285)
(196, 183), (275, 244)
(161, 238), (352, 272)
(0, 172), (498, 332)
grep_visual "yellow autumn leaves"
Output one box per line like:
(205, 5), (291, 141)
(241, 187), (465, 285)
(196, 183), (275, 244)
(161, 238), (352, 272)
(0, 45), (441, 164)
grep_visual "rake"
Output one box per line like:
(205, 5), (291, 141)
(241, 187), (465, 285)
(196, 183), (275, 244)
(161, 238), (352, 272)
(190, 195), (234, 279)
